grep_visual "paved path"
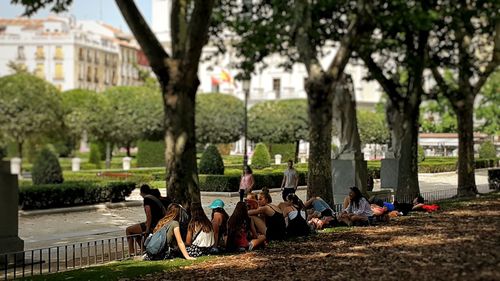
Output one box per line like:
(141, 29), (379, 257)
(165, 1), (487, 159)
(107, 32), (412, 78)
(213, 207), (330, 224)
(18, 170), (490, 251)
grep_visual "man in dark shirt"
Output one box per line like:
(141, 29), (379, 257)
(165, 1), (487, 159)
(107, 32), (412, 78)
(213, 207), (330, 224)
(126, 185), (166, 255)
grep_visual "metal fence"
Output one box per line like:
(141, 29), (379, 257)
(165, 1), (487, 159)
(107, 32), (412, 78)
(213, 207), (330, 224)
(2, 184), (496, 280)
(1, 234), (144, 280)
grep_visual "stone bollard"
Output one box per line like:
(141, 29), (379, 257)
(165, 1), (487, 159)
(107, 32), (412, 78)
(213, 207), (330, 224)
(0, 161), (24, 261)
(71, 157), (81, 172)
(10, 157), (21, 175)
(300, 155), (307, 164)
(123, 157), (132, 171)
(275, 154), (282, 165)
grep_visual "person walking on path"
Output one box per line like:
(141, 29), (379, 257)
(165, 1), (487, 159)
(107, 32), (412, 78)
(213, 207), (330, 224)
(281, 160), (298, 201)
(239, 166), (255, 202)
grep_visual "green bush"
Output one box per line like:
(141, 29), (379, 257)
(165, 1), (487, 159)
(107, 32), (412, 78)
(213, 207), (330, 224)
(268, 143), (296, 163)
(137, 140), (165, 167)
(19, 181), (136, 210)
(252, 143), (271, 169)
(89, 143), (102, 168)
(418, 145), (425, 163)
(479, 141), (497, 159)
(199, 144), (224, 175)
(32, 148), (64, 185)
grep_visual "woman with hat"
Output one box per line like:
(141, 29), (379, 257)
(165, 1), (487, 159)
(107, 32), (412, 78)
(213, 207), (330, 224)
(209, 199), (229, 253)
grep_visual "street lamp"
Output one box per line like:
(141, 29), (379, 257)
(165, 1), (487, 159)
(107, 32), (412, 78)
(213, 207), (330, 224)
(242, 78), (251, 170)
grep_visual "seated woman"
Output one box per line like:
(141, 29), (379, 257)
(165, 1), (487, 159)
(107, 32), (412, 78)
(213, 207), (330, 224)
(226, 202), (266, 252)
(338, 187), (373, 226)
(282, 194), (309, 237)
(185, 204), (215, 257)
(412, 195), (440, 212)
(303, 196), (336, 230)
(248, 190), (287, 241)
(209, 199), (229, 254)
(245, 193), (259, 210)
(145, 204), (195, 260)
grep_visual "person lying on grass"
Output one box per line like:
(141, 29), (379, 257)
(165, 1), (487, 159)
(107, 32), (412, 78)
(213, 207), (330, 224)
(303, 196), (336, 230)
(338, 186), (373, 226)
(412, 195), (440, 212)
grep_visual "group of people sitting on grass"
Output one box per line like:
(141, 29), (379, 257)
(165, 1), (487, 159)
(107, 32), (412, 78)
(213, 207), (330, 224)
(126, 183), (439, 261)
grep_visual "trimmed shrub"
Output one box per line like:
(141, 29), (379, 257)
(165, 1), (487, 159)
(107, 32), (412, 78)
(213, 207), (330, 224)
(137, 140), (165, 167)
(199, 144), (224, 175)
(479, 141), (497, 159)
(252, 143), (271, 169)
(19, 181), (136, 210)
(89, 143), (102, 168)
(418, 145), (425, 163)
(32, 148), (63, 185)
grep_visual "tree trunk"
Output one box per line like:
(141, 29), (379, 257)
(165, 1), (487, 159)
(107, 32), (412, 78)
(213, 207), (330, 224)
(17, 141), (23, 158)
(126, 143), (131, 157)
(105, 142), (111, 169)
(386, 100), (421, 200)
(305, 75), (334, 207)
(294, 140), (300, 164)
(164, 69), (201, 208)
(455, 102), (478, 196)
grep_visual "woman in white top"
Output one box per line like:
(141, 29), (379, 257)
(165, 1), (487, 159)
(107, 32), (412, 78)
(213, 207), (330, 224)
(185, 204), (215, 257)
(339, 187), (373, 226)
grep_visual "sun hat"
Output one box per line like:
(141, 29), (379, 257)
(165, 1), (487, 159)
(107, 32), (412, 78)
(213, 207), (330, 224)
(209, 199), (225, 209)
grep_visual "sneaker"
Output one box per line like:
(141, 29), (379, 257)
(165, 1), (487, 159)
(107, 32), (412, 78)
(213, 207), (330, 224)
(238, 247), (246, 252)
(248, 241), (255, 251)
(209, 247), (220, 254)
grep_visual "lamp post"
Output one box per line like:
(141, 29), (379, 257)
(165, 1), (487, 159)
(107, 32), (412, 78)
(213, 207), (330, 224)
(242, 78), (251, 170)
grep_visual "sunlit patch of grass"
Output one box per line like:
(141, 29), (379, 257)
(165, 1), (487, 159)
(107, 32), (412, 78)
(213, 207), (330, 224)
(438, 192), (499, 211)
(319, 226), (351, 233)
(19, 257), (213, 281)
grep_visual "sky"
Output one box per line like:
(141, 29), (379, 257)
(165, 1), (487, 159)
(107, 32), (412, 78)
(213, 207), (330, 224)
(0, 0), (152, 33)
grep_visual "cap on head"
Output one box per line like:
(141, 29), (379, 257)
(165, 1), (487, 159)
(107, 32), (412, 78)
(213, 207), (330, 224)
(209, 199), (225, 209)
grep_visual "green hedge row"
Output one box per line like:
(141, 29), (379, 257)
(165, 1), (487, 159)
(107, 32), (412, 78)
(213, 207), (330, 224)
(137, 140), (165, 167)
(198, 170), (307, 192)
(19, 181), (136, 210)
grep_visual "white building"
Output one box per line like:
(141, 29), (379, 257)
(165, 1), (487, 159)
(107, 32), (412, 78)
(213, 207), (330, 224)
(0, 16), (149, 92)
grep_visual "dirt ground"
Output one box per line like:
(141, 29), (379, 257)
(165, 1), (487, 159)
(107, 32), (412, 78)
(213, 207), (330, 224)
(134, 194), (500, 281)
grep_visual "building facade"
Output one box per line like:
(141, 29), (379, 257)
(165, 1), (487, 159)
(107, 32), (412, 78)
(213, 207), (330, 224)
(0, 16), (149, 92)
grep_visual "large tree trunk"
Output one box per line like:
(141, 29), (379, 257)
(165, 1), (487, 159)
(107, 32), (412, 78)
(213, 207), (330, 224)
(386, 99), (420, 200)
(455, 101), (478, 197)
(294, 140), (300, 164)
(164, 69), (201, 208)
(306, 75), (334, 207)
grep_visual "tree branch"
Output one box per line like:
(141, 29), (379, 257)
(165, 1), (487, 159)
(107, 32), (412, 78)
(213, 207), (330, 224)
(184, 0), (215, 80)
(115, 0), (169, 85)
(171, 0), (189, 58)
(473, 21), (500, 96)
(293, 0), (322, 77)
(358, 50), (401, 105)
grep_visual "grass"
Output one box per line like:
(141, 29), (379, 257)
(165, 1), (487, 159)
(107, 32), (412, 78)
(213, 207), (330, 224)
(20, 257), (213, 281)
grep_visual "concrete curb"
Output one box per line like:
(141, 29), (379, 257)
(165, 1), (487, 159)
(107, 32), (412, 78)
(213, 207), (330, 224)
(18, 186), (308, 217)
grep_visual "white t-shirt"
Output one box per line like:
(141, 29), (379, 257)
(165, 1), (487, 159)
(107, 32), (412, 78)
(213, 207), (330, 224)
(283, 168), (298, 189)
(193, 230), (215, 248)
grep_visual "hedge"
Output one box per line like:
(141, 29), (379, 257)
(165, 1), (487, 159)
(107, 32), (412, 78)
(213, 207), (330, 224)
(19, 181), (136, 210)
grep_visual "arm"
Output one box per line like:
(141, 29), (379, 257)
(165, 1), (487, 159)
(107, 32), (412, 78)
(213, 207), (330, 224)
(212, 214), (222, 247)
(173, 227), (195, 260)
(294, 171), (299, 190)
(281, 174), (286, 189)
(248, 206), (267, 216)
(249, 220), (258, 239)
(144, 205), (152, 234)
(185, 228), (193, 246)
(248, 175), (255, 192)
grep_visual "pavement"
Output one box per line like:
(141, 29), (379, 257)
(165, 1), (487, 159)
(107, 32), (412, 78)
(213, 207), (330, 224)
(18, 170), (491, 251)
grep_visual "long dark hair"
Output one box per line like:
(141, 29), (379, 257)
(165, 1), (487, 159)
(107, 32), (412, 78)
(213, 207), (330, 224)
(286, 193), (305, 211)
(226, 202), (251, 250)
(350, 186), (364, 208)
(188, 204), (213, 233)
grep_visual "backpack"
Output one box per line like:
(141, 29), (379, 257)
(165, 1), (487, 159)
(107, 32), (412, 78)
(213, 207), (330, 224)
(145, 221), (174, 258)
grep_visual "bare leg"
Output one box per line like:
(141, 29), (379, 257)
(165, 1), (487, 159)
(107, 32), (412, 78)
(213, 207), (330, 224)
(126, 223), (143, 255)
(251, 216), (266, 235)
(249, 235), (266, 250)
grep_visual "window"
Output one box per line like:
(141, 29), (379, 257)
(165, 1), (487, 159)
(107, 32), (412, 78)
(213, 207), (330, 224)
(54, 63), (64, 80)
(78, 64), (85, 81)
(273, 78), (281, 99)
(79, 48), (85, 61)
(35, 46), (45, 60)
(87, 49), (92, 63)
(35, 63), (45, 78)
(94, 67), (99, 83)
(87, 66), (92, 82)
(54, 46), (63, 60)
(17, 46), (25, 60)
